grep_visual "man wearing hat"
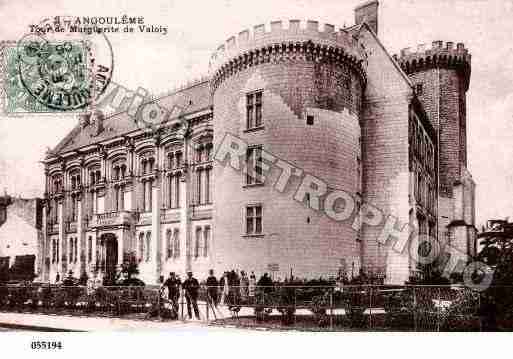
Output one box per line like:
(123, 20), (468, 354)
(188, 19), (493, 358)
(163, 272), (181, 316)
(182, 271), (200, 319)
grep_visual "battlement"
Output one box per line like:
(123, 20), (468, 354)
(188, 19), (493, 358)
(393, 41), (471, 74)
(209, 20), (367, 73)
(392, 41), (471, 90)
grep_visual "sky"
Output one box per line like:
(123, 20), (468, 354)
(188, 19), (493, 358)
(0, 0), (512, 227)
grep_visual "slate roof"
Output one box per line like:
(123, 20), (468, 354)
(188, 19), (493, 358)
(50, 79), (212, 156)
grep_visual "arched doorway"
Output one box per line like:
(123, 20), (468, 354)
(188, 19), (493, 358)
(100, 233), (118, 285)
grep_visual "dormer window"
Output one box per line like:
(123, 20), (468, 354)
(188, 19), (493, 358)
(416, 83), (423, 96)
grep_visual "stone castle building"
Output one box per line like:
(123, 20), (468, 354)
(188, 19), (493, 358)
(40, 1), (476, 284)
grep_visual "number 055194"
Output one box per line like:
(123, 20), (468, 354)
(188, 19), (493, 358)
(30, 341), (63, 350)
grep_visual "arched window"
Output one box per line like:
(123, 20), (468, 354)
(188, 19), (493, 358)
(145, 232), (151, 262)
(51, 175), (63, 193)
(166, 230), (173, 259)
(173, 229), (180, 258)
(138, 232), (145, 262)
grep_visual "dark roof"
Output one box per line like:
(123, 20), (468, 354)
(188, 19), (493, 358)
(51, 79), (212, 155)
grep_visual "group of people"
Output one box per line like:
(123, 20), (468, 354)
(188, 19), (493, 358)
(160, 271), (201, 320)
(159, 270), (275, 319)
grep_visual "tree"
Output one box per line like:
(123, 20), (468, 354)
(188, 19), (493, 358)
(119, 251), (140, 285)
(477, 219), (513, 321)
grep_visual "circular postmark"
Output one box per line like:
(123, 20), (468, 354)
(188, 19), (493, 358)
(15, 16), (114, 111)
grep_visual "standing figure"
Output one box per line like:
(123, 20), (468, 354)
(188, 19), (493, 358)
(182, 271), (200, 320)
(206, 269), (219, 308)
(164, 272), (181, 316)
(248, 271), (256, 303)
(220, 272), (230, 305)
(240, 271), (249, 302)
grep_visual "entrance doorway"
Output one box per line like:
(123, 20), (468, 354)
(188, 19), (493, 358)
(100, 233), (118, 285)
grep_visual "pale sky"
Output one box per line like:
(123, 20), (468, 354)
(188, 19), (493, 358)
(0, 0), (512, 227)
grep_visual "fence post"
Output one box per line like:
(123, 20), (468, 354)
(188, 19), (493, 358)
(294, 287), (297, 325)
(181, 288), (184, 321)
(413, 286), (417, 331)
(329, 287), (333, 330)
(157, 288), (161, 321)
(437, 287), (441, 332)
(206, 286), (209, 322)
(369, 286), (373, 330)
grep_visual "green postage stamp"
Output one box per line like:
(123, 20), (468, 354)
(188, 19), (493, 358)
(2, 40), (90, 113)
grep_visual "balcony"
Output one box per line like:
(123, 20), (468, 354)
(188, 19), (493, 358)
(89, 211), (138, 228)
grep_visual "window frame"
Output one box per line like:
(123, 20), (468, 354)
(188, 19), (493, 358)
(246, 90), (264, 131)
(245, 145), (264, 186)
(245, 203), (263, 236)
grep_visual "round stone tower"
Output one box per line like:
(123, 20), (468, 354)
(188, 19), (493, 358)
(395, 41), (471, 198)
(395, 41), (475, 258)
(210, 20), (367, 279)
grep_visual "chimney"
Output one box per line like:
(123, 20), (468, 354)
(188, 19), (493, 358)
(90, 110), (105, 136)
(354, 0), (379, 36)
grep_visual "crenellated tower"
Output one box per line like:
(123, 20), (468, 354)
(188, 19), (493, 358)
(210, 20), (367, 278)
(395, 41), (476, 261)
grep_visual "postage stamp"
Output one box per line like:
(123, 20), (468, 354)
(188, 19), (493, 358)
(6, 40), (89, 112)
(1, 17), (114, 114)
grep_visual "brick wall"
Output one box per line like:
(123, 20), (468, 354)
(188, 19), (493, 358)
(358, 27), (413, 284)
(213, 56), (363, 279)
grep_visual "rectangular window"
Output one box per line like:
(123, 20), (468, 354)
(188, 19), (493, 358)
(205, 168), (211, 203)
(246, 204), (263, 235)
(195, 227), (202, 259)
(145, 232), (151, 262)
(52, 239), (56, 263)
(196, 169), (202, 204)
(166, 231), (173, 259)
(74, 237), (78, 263)
(168, 175), (174, 208)
(69, 238), (74, 263)
(203, 226), (210, 257)
(306, 115), (314, 125)
(173, 229), (180, 258)
(246, 146), (263, 185)
(175, 175), (180, 208)
(88, 237), (92, 263)
(246, 91), (263, 129)
(255, 92), (262, 127)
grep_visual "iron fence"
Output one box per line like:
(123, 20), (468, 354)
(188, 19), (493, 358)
(0, 283), (502, 331)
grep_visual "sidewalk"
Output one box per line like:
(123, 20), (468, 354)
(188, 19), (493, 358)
(0, 312), (211, 331)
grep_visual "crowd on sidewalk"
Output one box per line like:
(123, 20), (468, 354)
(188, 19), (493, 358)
(158, 269), (276, 320)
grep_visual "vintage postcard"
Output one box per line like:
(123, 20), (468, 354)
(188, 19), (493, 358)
(0, 0), (511, 356)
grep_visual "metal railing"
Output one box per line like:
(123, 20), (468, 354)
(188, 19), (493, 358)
(0, 283), (502, 331)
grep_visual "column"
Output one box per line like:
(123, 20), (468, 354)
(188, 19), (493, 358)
(92, 234), (97, 273)
(100, 146), (107, 182)
(181, 135), (192, 274)
(58, 198), (66, 276)
(77, 194), (86, 276)
(40, 200), (48, 282)
(151, 136), (162, 282)
(118, 229), (124, 267)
